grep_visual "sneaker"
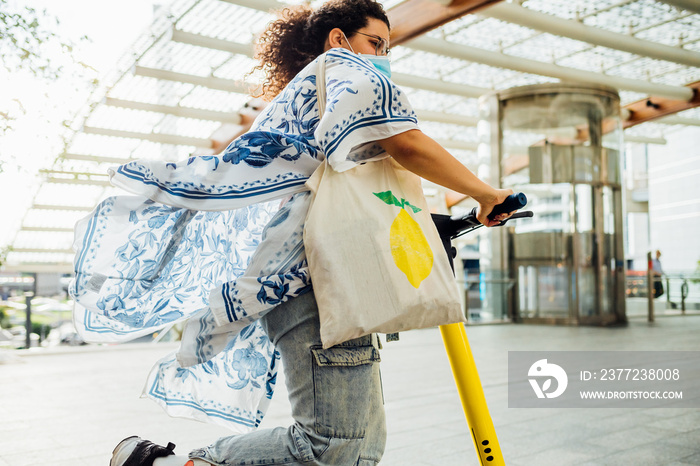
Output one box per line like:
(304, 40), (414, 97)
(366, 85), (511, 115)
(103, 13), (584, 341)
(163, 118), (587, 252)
(110, 436), (176, 466)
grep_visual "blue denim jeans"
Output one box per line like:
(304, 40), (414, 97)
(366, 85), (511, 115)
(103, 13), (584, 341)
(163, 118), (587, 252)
(189, 291), (387, 465)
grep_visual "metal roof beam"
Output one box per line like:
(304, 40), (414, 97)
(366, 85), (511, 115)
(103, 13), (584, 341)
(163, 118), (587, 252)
(40, 169), (109, 177)
(393, 72), (487, 98)
(11, 248), (75, 254)
(658, 0), (700, 15)
(0, 263), (73, 273)
(40, 168), (112, 187)
(32, 204), (94, 212)
(434, 139), (478, 151)
(219, 0), (283, 12)
(412, 111), (672, 143)
(481, 2), (700, 68)
(165, 30), (490, 98)
(435, 139), (532, 154)
(415, 110), (479, 126)
(21, 227), (75, 233)
(220, 0), (502, 47)
(389, 0), (503, 45)
(623, 81), (700, 128)
(83, 126), (212, 148)
(104, 97), (243, 124)
(61, 153), (131, 164)
(625, 135), (667, 145)
(657, 116), (700, 127)
(214, 0), (696, 125)
(171, 28), (254, 57)
(133, 66), (251, 94)
(406, 36), (694, 101)
(46, 177), (112, 187)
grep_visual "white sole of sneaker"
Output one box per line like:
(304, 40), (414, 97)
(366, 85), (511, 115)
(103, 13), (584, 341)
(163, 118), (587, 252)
(110, 436), (141, 466)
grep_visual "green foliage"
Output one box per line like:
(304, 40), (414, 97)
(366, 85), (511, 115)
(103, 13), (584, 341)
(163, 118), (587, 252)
(0, 0), (91, 139)
(31, 322), (50, 341)
(1, 1), (61, 79)
(0, 307), (10, 329)
(692, 260), (700, 285)
(0, 246), (11, 267)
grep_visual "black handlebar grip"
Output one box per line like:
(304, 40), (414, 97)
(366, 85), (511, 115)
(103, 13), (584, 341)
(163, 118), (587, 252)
(487, 193), (527, 221)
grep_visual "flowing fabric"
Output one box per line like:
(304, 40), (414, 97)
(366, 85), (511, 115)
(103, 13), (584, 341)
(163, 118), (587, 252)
(70, 48), (419, 432)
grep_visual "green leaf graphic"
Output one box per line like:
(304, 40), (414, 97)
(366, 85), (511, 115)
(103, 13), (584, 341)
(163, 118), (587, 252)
(373, 190), (422, 213)
(374, 191), (401, 207)
(405, 202), (422, 213)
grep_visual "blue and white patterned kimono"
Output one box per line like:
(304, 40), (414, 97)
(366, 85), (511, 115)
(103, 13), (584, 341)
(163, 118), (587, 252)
(70, 48), (419, 433)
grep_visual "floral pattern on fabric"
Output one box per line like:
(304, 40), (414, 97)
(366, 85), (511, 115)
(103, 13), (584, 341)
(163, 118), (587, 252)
(145, 321), (279, 433)
(70, 48), (419, 432)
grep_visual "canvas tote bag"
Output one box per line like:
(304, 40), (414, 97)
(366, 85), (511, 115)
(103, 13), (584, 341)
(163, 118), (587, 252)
(304, 55), (465, 348)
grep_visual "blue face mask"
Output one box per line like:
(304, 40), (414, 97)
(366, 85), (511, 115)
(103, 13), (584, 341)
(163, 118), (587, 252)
(341, 31), (392, 79)
(360, 54), (392, 79)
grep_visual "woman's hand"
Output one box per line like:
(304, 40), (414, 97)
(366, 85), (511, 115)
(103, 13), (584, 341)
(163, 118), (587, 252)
(475, 188), (515, 227)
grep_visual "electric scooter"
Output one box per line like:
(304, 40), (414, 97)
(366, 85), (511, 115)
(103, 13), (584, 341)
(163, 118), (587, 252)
(432, 193), (533, 466)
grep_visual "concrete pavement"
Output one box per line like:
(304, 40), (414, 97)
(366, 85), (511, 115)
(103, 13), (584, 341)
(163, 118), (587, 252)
(2, 314), (700, 465)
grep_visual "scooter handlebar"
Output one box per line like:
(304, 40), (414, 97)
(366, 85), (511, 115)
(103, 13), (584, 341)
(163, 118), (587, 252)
(488, 192), (528, 220)
(442, 192), (530, 238)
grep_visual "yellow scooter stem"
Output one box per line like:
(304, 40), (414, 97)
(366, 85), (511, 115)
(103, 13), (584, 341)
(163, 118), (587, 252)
(439, 322), (505, 465)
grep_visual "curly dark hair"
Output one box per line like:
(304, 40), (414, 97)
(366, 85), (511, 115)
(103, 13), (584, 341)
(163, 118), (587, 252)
(252, 0), (390, 100)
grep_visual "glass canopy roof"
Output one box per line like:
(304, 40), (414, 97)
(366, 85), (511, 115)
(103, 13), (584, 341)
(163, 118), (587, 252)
(5, 0), (699, 271)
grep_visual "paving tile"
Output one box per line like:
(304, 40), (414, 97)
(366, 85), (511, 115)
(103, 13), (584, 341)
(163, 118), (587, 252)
(1, 446), (99, 466)
(587, 439), (699, 466)
(639, 407), (696, 418)
(678, 452), (700, 465)
(577, 410), (653, 434)
(646, 411), (700, 433)
(4, 316), (700, 464)
(506, 443), (601, 466)
(661, 427), (700, 449)
(501, 425), (612, 460)
(383, 432), (479, 466)
(586, 425), (675, 450)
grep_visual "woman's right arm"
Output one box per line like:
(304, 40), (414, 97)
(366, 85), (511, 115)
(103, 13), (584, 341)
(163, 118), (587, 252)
(378, 129), (514, 227)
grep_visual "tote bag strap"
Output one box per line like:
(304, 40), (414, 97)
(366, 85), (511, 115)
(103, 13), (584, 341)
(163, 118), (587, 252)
(315, 53), (403, 344)
(316, 54), (327, 119)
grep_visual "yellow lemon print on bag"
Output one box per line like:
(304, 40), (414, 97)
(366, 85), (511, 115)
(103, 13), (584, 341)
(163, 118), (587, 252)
(374, 191), (433, 288)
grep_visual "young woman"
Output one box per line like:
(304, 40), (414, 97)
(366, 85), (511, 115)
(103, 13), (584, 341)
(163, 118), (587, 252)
(75, 1), (513, 465)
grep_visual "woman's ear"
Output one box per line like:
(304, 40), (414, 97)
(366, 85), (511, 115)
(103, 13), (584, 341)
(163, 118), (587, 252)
(327, 27), (345, 49)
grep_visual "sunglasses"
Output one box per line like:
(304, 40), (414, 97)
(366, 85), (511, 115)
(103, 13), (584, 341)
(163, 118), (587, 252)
(354, 31), (391, 56)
